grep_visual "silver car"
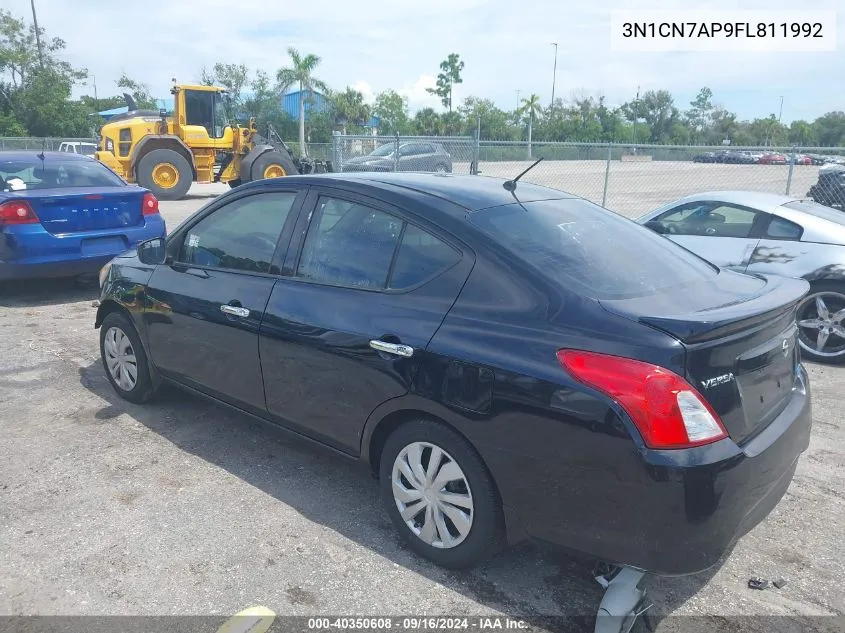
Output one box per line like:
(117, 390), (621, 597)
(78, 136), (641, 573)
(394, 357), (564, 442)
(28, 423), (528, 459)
(638, 191), (845, 363)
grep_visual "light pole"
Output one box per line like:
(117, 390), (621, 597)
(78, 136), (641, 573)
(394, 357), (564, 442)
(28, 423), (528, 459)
(30, 0), (45, 69)
(778, 96), (784, 123)
(550, 42), (558, 108)
(515, 89), (521, 111)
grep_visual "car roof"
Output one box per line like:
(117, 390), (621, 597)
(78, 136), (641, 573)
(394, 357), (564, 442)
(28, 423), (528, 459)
(653, 190), (803, 213)
(0, 151), (95, 164)
(254, 172), (577, 212)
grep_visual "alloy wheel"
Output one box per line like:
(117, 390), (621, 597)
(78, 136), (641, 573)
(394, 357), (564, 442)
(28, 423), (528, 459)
(797, 291), (845, 359)
(391, 441), (474, 549)
(103, 326), (138, 391)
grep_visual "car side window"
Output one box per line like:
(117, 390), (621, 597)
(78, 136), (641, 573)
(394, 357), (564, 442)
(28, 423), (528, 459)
(179, 191), (297, 274)
(655, 203), (759, 238)
(765, 216), (803, 240)
(297, 197), (402, 289)
(389, 223), (460, 289)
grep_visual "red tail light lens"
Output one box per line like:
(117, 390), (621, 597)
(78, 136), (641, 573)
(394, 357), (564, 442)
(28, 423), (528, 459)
(557, 349), (728, 449)
(0, 200), (39, 226)
(142, 193), (159, 216)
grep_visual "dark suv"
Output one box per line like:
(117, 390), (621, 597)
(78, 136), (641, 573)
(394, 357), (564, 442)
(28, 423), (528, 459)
(342, 142), (453, 173)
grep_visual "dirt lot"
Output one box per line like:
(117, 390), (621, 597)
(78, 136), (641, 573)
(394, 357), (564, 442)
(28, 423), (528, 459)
(1, 168), (843, 632)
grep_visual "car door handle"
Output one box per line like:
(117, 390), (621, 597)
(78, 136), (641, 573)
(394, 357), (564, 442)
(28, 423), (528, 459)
(369, 340), (414, 358)
(220, 305), (250, 318)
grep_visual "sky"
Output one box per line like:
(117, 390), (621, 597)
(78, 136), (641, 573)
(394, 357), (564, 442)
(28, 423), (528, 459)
(6, 0), (844, 124)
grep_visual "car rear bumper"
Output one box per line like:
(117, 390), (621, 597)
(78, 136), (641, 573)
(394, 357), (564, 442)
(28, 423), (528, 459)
(0, 216), (165, 280)
(488, 364), (812, 576)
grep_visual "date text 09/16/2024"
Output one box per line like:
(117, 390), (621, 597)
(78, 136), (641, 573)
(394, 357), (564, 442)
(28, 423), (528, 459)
(306, 617), (529, 630)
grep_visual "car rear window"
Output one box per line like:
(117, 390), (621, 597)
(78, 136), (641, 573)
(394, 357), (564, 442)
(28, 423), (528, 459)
(469, 198), (721, 300)
(783, 200), (845, 226)
(0, 160), (124, 191)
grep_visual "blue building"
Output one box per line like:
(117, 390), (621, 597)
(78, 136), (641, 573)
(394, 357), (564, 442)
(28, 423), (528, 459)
(282, 89), (330, 120)
(92, 98), (174, 120)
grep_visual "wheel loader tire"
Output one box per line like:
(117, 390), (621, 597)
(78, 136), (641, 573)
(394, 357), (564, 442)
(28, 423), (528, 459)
(136, 149), (192, 201)
(251, 151), (298, 182)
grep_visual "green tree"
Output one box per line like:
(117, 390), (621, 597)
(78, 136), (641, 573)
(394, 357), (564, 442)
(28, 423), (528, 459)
(788, 120), (817, 146)
(685, 87), (714, 143)
(413, 107), (443, 136)
(0, 8), (88, 136)
(457, 96), (515, 140)
(813, 111), (845, 147)
(200, 62), (249, 120)
(329, 86), (370, 134)
(276, 47), (328, 157)
(373, 89), (410, 135)
(517, 93), (542, 158)
(116, 74), (157, 110)
(426, 53), (464, 112)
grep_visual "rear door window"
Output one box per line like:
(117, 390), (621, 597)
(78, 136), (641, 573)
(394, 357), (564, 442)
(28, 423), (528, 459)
(295, 196), (459, 291)
(296, 197), (402, 289)
(470, 198), (721, 300)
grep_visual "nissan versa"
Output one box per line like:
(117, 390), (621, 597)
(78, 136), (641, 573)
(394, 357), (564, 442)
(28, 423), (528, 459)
(95, 172), (812, 581)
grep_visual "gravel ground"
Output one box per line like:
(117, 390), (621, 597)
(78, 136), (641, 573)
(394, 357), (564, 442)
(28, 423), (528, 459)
(0, 172), (843, 632)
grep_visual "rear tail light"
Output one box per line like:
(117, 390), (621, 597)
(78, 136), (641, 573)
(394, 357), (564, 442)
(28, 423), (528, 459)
(142, 193), (159, 216)
(0, 200), (39, 226)
(557, 350), (728, 449)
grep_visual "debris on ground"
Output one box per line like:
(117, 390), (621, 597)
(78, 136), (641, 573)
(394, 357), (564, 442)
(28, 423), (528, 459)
(748, 577), (770, 590)
(773, 578), (788, 589)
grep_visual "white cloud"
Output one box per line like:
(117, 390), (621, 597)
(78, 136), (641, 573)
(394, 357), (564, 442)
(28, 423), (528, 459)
(398, 75), (442, 113)
(4, 0), (844, 123)
(351, 81), (376, 105)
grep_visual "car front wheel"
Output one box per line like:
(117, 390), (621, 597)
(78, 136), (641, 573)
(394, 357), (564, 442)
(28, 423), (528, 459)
(379, 419), (504, 569)
(99, 311), (156, 403)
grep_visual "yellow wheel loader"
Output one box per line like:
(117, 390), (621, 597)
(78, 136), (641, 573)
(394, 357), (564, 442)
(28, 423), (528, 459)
(94, 83), (331, 200)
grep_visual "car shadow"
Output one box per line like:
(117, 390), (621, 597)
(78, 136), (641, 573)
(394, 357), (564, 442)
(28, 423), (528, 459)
(77, 362), (726, 630)
(0, 275), (100, 308)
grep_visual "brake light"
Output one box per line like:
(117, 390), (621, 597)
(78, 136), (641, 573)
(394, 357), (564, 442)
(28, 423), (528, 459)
(142, 193), (159, 216)
(0, 200), (39, 226)
(557, 350), (728, 449)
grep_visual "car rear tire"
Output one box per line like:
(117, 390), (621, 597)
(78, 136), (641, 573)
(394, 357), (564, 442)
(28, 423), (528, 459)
(251, 151), (298, 181)
(379, 419), (504, 569)
(136, 149), (193, 201)
(99, 311), (156, 403)
(434, 163), (449, 174)
(796, 281), (845, 365)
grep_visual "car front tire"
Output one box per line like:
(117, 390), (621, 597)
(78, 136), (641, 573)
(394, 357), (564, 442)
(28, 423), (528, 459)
(99, 311), (156, 403)
(379, 419), (504, 569)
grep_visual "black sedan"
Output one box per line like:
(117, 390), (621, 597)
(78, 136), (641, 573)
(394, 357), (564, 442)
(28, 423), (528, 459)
(94, 173), (812, 609)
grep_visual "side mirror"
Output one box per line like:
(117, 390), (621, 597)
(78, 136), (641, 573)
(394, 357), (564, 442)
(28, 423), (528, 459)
(644, 220), (666, 234)
(137, 237), (167, 265)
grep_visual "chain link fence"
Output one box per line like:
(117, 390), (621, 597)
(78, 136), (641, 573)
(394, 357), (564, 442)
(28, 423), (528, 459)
(476, 142), (845, 218)
(5, 136), (844, 216)
(0, 137), (96, 151)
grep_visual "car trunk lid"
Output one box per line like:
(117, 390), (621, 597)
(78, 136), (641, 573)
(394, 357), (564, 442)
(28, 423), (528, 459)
(600, 272), (809, 445)
(12, 187), (146, 234)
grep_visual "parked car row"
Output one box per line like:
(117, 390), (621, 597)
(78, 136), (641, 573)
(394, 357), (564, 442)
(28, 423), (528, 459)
(1, 150), (831, 630)
(692, 150), (844, 166)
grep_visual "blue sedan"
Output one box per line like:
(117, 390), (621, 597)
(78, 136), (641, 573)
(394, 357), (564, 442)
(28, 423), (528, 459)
(0, 151), (166, 280)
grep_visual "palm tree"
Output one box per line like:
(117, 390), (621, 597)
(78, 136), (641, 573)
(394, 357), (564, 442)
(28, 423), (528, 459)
(518, 94), (542, 159)
(330, 87), (371, 135)
(276, 47), (328, 157)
